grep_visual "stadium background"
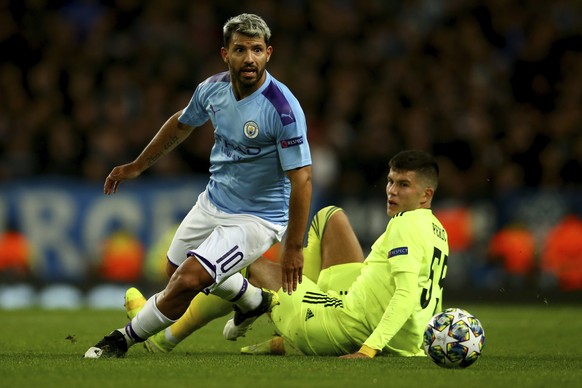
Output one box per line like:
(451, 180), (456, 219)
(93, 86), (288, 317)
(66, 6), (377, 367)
(1, 0), (581, 308)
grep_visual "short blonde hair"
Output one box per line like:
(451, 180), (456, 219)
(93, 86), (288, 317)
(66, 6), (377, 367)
(223, 13), (271, 47)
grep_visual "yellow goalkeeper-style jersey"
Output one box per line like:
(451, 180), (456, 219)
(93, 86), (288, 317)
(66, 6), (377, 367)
(271, 207), (449, 357)
(344, 208), (449, 356)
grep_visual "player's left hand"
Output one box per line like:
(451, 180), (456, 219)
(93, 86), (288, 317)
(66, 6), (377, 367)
(280, 248), (303, 295)
(103, 162), (142, 195)
(339, 352), (372, 359)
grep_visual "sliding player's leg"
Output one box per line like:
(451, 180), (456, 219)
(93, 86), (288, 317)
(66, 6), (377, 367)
(245, 258), (361, 356)
(145, 292), (232, 352)
(125, 268), (250, 353)
(314, 207), (364, 293)
(123, 205), (362, 355)
(301, 206), (342, 282)
(241, 206), (364, 355)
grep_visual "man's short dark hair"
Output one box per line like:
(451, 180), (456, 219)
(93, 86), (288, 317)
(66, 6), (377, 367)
(389, 150), (439, 189)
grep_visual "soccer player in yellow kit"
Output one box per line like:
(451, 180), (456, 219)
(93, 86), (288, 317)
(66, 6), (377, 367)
(246, 149), (449, 358)
(128, 150), (448, 357)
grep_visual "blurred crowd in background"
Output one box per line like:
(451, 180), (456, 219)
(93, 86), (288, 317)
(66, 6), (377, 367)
(2, 0), (581, 194)
(1, 0), (582, 301)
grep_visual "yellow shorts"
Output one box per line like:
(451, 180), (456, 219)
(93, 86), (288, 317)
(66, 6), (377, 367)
(270, 262), (365, 356)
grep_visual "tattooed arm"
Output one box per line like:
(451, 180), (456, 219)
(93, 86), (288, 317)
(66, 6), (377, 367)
(104, 111), (195, 194)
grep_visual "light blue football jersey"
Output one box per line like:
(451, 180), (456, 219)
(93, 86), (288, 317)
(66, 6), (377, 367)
(178, 71), (311, 224)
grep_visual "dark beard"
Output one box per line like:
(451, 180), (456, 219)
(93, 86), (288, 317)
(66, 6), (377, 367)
(238, 67), (265, 89)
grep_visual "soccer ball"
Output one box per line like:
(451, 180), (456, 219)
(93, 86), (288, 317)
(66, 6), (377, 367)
(423, 307), (485, 368)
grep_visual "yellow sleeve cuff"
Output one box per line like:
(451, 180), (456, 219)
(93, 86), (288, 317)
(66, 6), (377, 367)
(358, 345), (378, 358)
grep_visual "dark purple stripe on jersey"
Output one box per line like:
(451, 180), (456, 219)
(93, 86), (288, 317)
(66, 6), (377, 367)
(262, 81), (296, 126)
(230, 278), (248, 302)
(167, 256), (179, 268)
(187, 251), (216, 276)
(208, 71), (230, 83)
(125, 323), (145, 342)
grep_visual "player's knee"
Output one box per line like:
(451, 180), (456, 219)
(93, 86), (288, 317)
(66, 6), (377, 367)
(312, 206), (344, 237)
(323, 207), (348, 235)
(171, 264), (213, 294)
(316, 206), (343, 220)
(182, 272), (213, 292)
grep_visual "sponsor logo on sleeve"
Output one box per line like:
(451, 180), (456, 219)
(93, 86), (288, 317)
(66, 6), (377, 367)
(388, 247), (408, 258)
(280, 136), (304, 148)
(281, 110), (295, 124)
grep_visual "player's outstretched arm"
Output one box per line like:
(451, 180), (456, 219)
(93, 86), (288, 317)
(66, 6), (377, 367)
(281, 165), (312, 294)
(339, 346), (376, 359)
(104, 162), (144, 195)
(103, 111), (194, 195)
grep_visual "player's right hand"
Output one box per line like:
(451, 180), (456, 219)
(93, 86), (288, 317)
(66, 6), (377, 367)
(280, 248), (303, 295)
(103, 163), (142, 195)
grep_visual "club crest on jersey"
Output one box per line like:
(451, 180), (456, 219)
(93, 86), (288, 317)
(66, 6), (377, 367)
(243, 121), (259, 139)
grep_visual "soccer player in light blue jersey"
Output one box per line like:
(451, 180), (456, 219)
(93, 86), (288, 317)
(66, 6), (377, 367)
(243, 150), (449, 358)
(84, 13), (312, 358)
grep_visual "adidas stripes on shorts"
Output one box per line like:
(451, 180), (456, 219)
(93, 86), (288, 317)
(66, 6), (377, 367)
(270, 262), (365, 356)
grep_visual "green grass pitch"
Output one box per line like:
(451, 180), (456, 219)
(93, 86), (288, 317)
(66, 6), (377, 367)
(1, 303), (581, 387)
